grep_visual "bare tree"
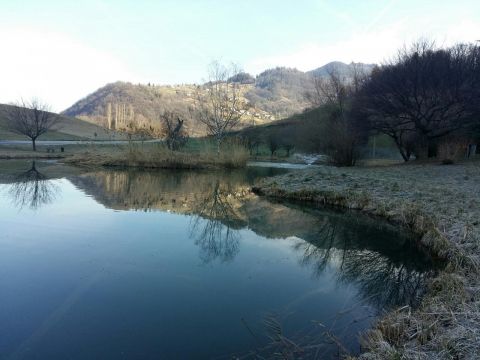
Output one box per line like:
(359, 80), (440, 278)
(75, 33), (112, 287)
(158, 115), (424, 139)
(305, 63), (368, 108)
(244, 133), (262, 156)
(189, 180), (240, 263)
(354, 41), (480, 160)
(282, 141), (295, 157)
(266, 131), (280, 158)
(306, 69), (349, 109)
(305, 67), (367, 166)
(194, 61), (245, 154)
(6, 99), (58, 151)
(159, 110), (188, 150)
(8, 161), (59, 209)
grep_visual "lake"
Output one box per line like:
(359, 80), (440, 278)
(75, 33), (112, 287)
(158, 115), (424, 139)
(0, 160), (438, 359)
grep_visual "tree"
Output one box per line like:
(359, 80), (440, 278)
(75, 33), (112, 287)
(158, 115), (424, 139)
(244, 132), (262, 156)
(278, 127), (295, 157)
(194, 61), (245, 154)
(6, 99), (58, 151)
(227, 72), (255, 84)
(305, 63), (368, 108)
(8, 161), (59, 209)
(190, 180), (240, 263)
(159, 110), (188, 150)
(283, 142), (295, 157)
(354, 41), (480, 160)
(266, 132), (280, 158)
(305, 67), (368, 166)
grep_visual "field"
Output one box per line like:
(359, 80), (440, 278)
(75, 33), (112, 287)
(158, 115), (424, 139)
(0, 137), (249, 169)
(0, 104), (126, 141)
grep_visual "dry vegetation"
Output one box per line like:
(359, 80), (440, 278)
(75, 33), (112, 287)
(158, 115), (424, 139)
(253, 160), (480, 359)
(0, 103), (124, 141)
(65, 141), (249, 170)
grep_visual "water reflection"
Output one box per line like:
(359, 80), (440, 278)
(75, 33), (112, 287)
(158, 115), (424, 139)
(190, 180), (241, 263)
(6, 161), (59, 210)
(68, 168), (439, 311)
(0, 162), (441, 359)
(288, 207), (437, 308)
(2, 163), (438, 310)
(232, 209), (437, 359)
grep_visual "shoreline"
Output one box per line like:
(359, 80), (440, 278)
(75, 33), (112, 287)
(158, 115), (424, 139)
(62, 151), (248, 170)
(252, 161), (480, 359)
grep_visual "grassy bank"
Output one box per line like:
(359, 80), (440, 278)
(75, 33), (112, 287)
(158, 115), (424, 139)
(65, 141), (249, 169)
(252, 161), (480, 359)
(0, 139), (249, 169)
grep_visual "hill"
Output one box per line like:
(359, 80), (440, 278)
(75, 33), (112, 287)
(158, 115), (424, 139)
(63, 61), (375, 136)
(62, 81), (276, 137)
(0, 104), (122, 141)
(307, 61), (375, 77)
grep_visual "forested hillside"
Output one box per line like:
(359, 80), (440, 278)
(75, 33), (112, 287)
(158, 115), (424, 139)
(63, 61), (374, 137)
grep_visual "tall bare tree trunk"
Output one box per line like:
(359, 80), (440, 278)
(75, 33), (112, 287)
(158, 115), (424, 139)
(216, 137), (221, 156)
(115, 103), (119, 129)
(106, 103), (112, 129)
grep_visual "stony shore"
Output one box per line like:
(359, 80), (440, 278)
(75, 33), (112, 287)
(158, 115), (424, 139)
(253, 161), (480, 359)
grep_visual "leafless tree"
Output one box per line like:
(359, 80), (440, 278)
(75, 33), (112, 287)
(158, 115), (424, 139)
(8, 161), (59, 209)
(354, 41), (480, 160)
(266, 131), (280, 158)
(189, 180), (240, 263)
(305, 67), (367, 166)
(158, 110), (188, 150)
(6, 99), (58, 151)
(306, 69), (349, 109)
(305, 63), (368, 109)
(194, 61), (245, 154)
(244, 133), (262, 156)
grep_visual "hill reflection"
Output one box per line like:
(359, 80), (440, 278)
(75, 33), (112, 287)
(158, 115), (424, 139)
(0, 162), (442, 359)
(68, 167), (440, 309)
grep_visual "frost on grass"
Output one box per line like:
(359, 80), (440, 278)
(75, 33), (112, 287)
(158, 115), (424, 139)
(254, 162), (480, 359)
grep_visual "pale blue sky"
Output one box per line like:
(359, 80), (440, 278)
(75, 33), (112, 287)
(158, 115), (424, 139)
(1, 0), (479, 110)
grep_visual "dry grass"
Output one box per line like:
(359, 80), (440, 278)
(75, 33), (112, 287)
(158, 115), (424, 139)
(65, 141), (249, 169)
(253, 160), (480, 359)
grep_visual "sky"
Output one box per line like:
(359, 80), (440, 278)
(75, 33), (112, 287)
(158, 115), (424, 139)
(1, 0), (479, 111)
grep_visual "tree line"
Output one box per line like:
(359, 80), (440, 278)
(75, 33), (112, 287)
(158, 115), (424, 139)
(6, 41), (479, 162)
(308, 40), (480, 165)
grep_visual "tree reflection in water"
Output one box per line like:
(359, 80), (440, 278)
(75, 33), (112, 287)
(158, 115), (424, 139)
(68, 168), (438, 305)
(292, 213), (437, 309)
(45, 167), (441, 359)
(7, 161), (59, 210)
(238, 212), (441, 360)
(189, 180), (241, 263)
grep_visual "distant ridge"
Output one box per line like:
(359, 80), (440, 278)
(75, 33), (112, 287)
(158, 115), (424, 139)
(307, 61), (375, 77)
(63, 61), (375, 136)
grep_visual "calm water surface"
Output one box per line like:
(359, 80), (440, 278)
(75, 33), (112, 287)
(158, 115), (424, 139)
(0, 160), (438, 359)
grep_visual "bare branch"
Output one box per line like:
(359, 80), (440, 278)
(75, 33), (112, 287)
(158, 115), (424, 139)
(5, 98), (58, 151)
(193, 61), (246, 154)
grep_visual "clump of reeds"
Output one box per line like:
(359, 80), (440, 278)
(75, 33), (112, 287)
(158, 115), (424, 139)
(65, 139), (249, 169)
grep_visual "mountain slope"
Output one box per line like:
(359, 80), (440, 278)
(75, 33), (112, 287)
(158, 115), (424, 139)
(307, 61), (375, 77)
(63, 61), (375, 137)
